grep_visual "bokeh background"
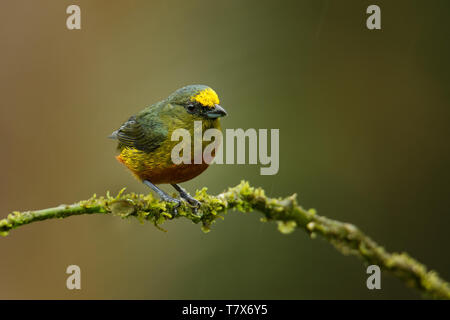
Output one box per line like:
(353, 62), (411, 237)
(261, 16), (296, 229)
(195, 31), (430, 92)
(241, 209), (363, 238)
(1, 0), (449, 299)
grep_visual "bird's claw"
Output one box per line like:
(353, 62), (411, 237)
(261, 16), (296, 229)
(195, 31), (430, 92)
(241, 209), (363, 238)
(185, 197), (201, 208)
(162, 197), (181, 218)
(179, 194), (201, 213)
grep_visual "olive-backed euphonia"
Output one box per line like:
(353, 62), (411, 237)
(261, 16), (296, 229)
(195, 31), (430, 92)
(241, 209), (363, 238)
(109, 85), (227, 210)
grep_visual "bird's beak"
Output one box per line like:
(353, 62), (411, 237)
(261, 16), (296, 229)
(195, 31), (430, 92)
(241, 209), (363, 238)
(205, 104), (227, 119)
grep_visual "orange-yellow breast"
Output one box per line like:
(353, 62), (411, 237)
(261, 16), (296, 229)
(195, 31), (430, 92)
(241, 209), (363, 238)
(116, 111), (221, 184)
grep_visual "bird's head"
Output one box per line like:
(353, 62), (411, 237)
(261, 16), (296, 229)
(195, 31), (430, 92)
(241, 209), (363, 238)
(167, 85), (227, 120)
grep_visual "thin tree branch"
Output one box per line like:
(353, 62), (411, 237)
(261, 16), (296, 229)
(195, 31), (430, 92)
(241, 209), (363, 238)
(1, 181), (449, 299)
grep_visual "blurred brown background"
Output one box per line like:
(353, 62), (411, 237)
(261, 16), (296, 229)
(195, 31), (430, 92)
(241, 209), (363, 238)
(1, 0), (449, 299)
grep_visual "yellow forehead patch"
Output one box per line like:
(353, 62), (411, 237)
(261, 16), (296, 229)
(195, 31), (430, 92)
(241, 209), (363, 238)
(191, 88), (219, 108)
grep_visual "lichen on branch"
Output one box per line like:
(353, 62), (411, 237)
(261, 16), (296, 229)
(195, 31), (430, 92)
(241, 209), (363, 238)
(1, 181), (449, 299)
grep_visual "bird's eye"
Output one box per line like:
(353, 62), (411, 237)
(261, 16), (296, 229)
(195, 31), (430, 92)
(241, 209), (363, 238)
(186, 104), (195, 112)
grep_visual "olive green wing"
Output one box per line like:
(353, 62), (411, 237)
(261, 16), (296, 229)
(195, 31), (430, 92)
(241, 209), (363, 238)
(109, 114), (167, 153)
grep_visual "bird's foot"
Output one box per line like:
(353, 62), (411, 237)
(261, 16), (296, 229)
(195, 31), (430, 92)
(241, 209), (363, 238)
(180, 192), (201, 208)
(143, 180), (181, 218)
(159, 194), (181, 218)
(178, 190), (201, 214)
(171, 184), (202, 215)
(183, 197), (202, 217)
(182, 196), (201, 216)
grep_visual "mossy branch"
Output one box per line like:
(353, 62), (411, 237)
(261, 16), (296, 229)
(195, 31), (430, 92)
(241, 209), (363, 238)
(1, 181), (449, 299)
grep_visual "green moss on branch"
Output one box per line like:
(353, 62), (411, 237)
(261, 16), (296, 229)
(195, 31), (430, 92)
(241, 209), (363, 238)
(1, 181), (449, 299)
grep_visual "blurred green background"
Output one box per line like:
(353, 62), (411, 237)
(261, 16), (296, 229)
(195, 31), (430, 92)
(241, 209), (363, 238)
(1, 0), (449, 299)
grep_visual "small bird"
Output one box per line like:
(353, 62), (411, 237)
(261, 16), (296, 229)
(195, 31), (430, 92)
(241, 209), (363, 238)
(109, 85), (227, 210)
